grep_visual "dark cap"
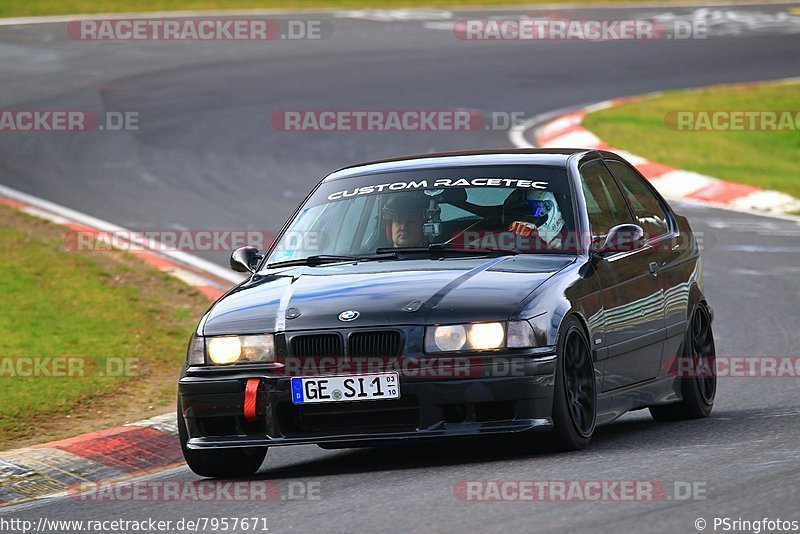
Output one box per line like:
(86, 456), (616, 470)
(384, 194), (429, 220)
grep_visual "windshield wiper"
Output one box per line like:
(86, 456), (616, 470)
(266, 253), (397, 269)
(267, 245), (518, 269)
(376, 244), (518, 257)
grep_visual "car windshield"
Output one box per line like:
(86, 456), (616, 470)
(264, 165), (577, 267)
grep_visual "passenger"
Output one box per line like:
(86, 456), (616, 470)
(506, 190), (565, 249)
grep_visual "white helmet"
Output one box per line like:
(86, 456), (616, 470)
(526, 190), (564, 245)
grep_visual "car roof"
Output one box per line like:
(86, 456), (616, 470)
(323, 149), (598, 182)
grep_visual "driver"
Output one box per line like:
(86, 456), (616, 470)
(507, 191), (565, 249)
(383, 195), (429, 247)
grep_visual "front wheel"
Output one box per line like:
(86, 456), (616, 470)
(649, 303), (716, 421)
(178, 397), (268, 478)
(549, 317), (597, 451)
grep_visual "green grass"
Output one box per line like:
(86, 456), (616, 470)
(0, 206), (209, 448)
(582, 80), (800, 199)
(0, 0), (751, 18)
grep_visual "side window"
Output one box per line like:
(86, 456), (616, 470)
(579, 160), (633, 240)
(605, 160), (670, 239)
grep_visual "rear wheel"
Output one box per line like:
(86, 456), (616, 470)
(650, 303), (716, 421)
(549, 317), (597, 451)
(178, 397), (268, 478)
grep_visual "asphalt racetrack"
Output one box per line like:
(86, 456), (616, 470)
(1, 3), (799, 532)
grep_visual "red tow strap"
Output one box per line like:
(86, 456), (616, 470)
(244, 378), (259, 422)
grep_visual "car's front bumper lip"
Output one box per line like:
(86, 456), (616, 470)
(179, 354), (556, 449)
(186, 418), (554, 449)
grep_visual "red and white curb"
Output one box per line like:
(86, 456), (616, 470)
(512, 94), (800, 216)
(0, 183), (247, 506)
(0, 414), (183, 507)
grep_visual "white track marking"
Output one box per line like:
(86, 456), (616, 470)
(0, 182), (244, 284)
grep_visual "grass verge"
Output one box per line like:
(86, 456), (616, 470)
(0, 204), (211, 450)
(0, 0), (762, 18)
(582, 79), (800, 199)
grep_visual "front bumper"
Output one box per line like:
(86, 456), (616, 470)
(179, 354), (556, 449)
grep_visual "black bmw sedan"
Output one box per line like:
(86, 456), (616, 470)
(178, 149), (716, 478)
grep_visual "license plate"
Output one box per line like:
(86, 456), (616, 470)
(290, 373), (400, 404)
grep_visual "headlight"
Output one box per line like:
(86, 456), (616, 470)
(425, 322), (505, 353)
(468, 322), (505, 350)
(433, 324), (468, 352)
(425, 321), (543, 353)
(201, 334), (276, 365)
(207, 336), (242, 364)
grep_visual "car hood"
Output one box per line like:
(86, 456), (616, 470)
(201, 255), (574, 335)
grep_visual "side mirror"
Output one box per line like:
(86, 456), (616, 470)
(230, 246), (262, 273)
(595, 224), (645, 255)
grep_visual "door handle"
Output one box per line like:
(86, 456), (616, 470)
(648, 262), (660, 277)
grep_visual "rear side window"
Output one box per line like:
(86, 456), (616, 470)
(579, 160), (632, 240)
(605, 160), (670, 239)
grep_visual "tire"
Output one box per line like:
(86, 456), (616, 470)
(649, 303), (716, 421)
(549, 316), (597, 451)
(177, 397), (268, 478)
